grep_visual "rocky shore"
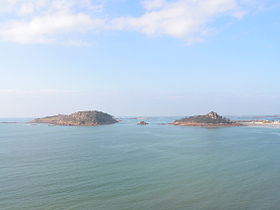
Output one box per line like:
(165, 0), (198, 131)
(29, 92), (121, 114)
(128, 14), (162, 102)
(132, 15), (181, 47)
(31, 111), (118, 126)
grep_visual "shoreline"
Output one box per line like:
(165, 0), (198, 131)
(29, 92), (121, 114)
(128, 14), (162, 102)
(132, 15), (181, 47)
(170, 122), (244, 127)
(2, 118), (280, 128)
(170, 120), (280, 128)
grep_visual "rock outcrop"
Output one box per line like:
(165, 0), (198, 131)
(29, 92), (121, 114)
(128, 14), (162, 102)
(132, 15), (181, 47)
(137, 121), (149, 125)
(31, 111), (118, 126)
(172, 111), (241, 127)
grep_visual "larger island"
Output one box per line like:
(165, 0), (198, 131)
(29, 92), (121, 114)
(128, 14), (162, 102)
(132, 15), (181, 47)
(31, 111), (118, 126)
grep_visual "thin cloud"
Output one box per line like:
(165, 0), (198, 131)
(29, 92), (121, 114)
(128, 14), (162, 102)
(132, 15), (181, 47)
(0, 89), (81, 95)
(0, 13), (105, 44)
(0, 0), (105, 44)
(0, 0), (274, 45)
(113, 0), (244, 42)
(0, 89), (17, 94)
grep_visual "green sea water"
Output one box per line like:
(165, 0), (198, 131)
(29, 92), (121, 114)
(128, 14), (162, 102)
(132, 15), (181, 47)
(1, 118), (280, 210)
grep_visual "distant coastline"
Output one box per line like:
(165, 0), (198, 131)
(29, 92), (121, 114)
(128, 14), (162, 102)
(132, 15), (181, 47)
(1, 111), (280, 128)
(23, 110), (280, 128)
(170, 112), (280, 127)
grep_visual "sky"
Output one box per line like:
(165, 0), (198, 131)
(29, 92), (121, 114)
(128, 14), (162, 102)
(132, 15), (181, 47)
(0, 0), (280, 117)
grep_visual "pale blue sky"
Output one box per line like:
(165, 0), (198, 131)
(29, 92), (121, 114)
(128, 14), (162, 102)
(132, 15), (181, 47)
(0, 0), (280, 117)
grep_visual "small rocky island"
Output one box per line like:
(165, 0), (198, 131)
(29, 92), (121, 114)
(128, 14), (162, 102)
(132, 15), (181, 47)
(172, 111), (242, 127)
(31, 111), (118, 126)
(137, 121), (149, 125)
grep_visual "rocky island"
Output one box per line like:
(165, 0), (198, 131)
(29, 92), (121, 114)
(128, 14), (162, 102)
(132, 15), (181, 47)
(31, 111), (118, 126)
(172, 111), (242, 127)
(137, 121), (149, 125)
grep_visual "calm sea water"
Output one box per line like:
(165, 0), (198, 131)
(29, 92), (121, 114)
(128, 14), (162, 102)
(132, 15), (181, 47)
(1, 117), (280, 210)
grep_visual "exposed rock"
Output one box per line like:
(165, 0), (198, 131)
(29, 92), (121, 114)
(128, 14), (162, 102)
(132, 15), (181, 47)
(31, 111), (118, 126)
(172, 111), (242, 127)
(137, 121), (149, 125)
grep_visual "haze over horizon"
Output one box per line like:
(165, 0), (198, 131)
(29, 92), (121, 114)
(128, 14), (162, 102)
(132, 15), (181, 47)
(1, 0), (280, 117)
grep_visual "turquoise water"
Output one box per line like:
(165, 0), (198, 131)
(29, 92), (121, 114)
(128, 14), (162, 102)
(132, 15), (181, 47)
(1, 118), (280, 210)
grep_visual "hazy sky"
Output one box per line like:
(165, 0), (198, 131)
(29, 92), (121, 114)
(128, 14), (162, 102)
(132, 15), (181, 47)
(0, 0), (280, 117)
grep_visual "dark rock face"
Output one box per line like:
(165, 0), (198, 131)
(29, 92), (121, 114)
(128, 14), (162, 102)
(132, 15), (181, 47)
(137, 121), (149, 125)
(31, 111), (118, 126)
(173, 111), (238, 126)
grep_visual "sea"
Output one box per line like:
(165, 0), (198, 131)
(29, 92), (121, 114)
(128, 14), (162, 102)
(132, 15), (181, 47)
(1, 117), (280, 210)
